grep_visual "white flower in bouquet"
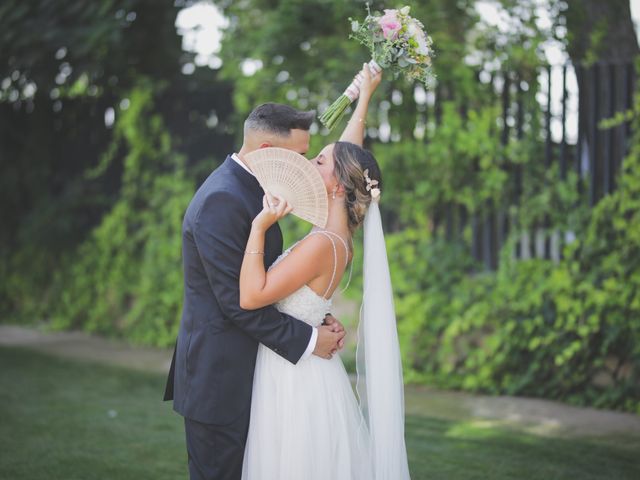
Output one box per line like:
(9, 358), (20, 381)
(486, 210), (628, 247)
(408, 19), (430, 56)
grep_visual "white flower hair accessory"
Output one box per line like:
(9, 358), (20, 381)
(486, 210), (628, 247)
(363, 169), (381, 199)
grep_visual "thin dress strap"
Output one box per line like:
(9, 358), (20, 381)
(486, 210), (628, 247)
(322, 231), (353, 293)
(307, 230), (349, 299)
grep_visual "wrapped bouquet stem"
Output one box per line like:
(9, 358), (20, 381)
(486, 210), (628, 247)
(319, 5), (436, 131)
(319, 59), (383, 130)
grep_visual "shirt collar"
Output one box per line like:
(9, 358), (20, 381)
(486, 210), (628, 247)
(231, 153), (255, 177)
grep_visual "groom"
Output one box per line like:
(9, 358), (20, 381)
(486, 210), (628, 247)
(163, 103), (346, 480)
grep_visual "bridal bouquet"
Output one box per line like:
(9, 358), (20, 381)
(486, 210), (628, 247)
(319, 5), (436, 130)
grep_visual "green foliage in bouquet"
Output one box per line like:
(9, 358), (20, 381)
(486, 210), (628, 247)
(349, 5), (436, 87)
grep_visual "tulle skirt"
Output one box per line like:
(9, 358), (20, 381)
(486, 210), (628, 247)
(242, 344), (372, 480)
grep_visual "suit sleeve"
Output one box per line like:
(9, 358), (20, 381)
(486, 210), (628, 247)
(193, 189), (313, 364)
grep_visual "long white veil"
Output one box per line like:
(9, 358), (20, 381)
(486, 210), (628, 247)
(356, 199), (411, 479)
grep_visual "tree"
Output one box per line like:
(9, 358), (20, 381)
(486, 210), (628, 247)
(562, 0), (639, 65)
(0, 0), (234, 324)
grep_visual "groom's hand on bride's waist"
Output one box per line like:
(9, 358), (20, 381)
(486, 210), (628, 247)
(313, 325), (346, 360)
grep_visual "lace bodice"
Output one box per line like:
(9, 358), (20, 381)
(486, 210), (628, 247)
(270, 247), (332, 327)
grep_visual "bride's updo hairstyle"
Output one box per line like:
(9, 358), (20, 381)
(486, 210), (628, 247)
(332, 141), (383, 234)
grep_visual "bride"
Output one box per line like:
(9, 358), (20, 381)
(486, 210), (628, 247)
(239, 64), (410, 480)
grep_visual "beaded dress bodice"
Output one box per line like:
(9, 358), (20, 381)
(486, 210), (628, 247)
(269, 246), (332, 327)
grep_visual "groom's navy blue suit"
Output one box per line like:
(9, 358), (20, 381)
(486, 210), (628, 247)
(164, 155), (313, 480)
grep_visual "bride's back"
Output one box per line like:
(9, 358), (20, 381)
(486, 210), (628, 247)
(270, 230), (351, 326)
(305, 230), (351, 299)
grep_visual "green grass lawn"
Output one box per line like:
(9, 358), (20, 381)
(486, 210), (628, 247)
(1, 346), (639, 480)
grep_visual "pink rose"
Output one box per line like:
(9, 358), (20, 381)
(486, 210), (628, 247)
(378, 9), (401, 40)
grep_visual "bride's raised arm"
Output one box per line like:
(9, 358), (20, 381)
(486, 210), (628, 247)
(239, 194), (332, 310)
(338, 63), (382, 147)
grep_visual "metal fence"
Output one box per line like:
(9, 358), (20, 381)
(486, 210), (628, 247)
(434, 61), (637, 270)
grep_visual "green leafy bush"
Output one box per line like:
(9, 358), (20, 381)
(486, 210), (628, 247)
(50, 82), (193, 347)
(382, 78), (640, 412)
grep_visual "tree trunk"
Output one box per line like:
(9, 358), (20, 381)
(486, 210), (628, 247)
(564, 0), (639, 64)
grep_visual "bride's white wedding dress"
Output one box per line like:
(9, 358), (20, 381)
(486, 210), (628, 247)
(242, 232), (373, 480)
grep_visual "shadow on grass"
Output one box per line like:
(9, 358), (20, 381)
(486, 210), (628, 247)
(1, 346), (638, 480)
(406, 414), (639, 479)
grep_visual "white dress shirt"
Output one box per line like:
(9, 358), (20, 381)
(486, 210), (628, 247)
(231, 153), (318, 359)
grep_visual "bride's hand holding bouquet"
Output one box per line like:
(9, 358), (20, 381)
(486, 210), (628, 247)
(338, 62), (382, 147)
(357, 62), (383, 103)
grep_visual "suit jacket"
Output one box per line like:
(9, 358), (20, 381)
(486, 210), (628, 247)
(164, 155), (313, 425)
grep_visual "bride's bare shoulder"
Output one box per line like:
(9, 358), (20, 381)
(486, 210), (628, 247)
(288, 232), (350, 270)
(289, 232), (334, 258)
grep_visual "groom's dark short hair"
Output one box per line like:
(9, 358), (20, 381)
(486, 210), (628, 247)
(244, 103), (315, 136)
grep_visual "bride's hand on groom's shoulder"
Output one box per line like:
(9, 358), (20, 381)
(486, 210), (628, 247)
(252, 192), (293, 231)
